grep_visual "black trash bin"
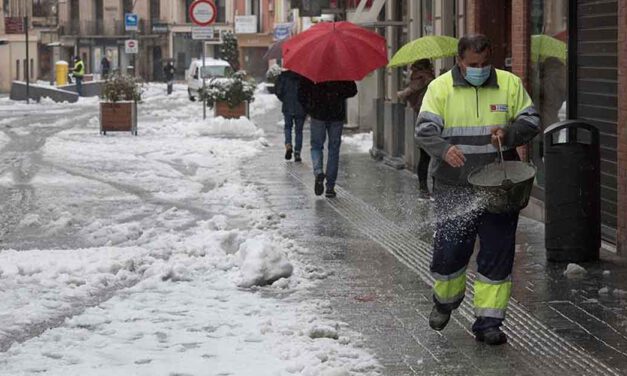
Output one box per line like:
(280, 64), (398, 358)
(544, 120), (600, 262)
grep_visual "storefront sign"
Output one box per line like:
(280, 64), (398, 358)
(152, 23), (169, 33)
(125, 39), (139, 54)
(273, 23), (292, 41)
(235, 15), (257, 34)
(4, 17), (24, 34)
(192, 26), (214, 40)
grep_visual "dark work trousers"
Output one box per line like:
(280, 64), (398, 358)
(430, 182), (519, 333)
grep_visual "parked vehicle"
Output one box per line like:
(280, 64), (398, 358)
(187, 58), (233, 101)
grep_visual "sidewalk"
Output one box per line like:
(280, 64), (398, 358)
(247, 104), (627, 375)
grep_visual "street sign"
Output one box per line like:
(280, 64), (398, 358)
(192, 26), (214, 40)
(235, 15), (257, 34)
(273, 23), (292, 41)
(125, 39), (138, 54)
(189, 0), (217, 27)
(125, 13), (138, 31)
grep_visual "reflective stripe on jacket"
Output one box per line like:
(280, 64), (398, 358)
(415, 65), (541, 186)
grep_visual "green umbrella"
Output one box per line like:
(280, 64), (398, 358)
(388, 35), (458, 68)
(531, 34), (566, 63)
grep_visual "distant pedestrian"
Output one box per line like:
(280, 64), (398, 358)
(416, 34), (540, 345)
(101, 56), (111, 79)
(298, 78), (357, 198)
(163, 61), (175, 95)
(397, 59), (435, 199)
(71, 56), (85, 96)
(275, 70), (306, 162)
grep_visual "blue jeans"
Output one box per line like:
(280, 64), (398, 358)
(284, 113), (305, 152)
(75, 77), (83, 96)
(310, 118), (343, 188)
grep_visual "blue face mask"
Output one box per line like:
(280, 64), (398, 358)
(464, 65), (492, 86)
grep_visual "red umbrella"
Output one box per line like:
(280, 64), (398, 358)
(282, 21), (388, 83)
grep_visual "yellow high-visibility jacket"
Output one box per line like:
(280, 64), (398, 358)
(415, 65), (541, 186)
(73, 60), (85, 78)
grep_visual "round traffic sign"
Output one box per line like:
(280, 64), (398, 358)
(127, 40), (135, 48)
(189, 0), (217, 27)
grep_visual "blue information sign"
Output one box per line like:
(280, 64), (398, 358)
(125, 13), (138, 31)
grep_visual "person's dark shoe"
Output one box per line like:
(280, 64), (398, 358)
(314, 174), (325, 196)
(285, 144), (293, 160)
(475, 327), (508, 345)
(418, 189), (431, 200)
(294, 152), (302, 162)
(325, 187), (336, 198)
(429, 305), (451, 331)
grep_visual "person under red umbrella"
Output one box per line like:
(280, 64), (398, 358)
(284, 21), (387, 197)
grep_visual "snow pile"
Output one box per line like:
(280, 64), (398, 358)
(0, 83), (381, 375)
(237, 236), (294, 287)
(250, 85), (281, 116)
(342, 131), (373, 153)
(194, 116), (264, 137)
(563, 263), (587, 278)
(0, 130), (9, 150)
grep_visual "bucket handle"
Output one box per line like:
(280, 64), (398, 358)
(497, 137), (508, 180)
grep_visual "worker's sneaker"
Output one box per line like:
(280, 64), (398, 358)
(294, 152), (302, 162)
(325, 187), (337, 198)
(429, 305), (451, 331)
(285, 144), (293, 160)
(314, 173), (326, 196)
(475, 327), (508, 346)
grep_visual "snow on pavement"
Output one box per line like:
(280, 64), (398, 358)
(342, 132), (373, 154)
(0, 131), (8, 150)
(0, 84), (380, 375)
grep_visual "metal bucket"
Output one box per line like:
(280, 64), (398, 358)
(467, 161), (537, 214)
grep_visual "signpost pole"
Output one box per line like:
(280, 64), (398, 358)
(189, 0), (217, 121)
(24, 16), (29, 104)
(202, 47), (206, 120)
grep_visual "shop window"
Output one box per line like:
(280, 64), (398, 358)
(529, 0), (568, 188)
(151, 0), (161, 21)
(32, 0), (56, 18)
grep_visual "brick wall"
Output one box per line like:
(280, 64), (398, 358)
(511, 0), (531, 161)
(618, 0), (627, 254)
(466, 0), (477, 34)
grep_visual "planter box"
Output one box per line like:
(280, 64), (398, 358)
(215, 101), (248, 119)
(100, 101), (137, 135)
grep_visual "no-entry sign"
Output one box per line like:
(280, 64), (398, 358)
(189, 0), (217, 27)
(125, 39), (138, 54)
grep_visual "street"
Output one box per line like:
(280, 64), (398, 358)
(0, 85), (626, 375)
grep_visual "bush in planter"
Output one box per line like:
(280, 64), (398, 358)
(199, 71), (255, 118)
(100, 73), (143, 135)
(102, 73), (143, 103)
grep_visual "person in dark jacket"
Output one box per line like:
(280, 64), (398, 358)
(397, 59), (435, 199)
(163, 61), (175, 95)
(101, 56), (111, 79)
(275, 70), (306, 162)
(298, 78), (357, 198)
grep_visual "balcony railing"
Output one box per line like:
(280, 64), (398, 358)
(59, 19), (154, 36)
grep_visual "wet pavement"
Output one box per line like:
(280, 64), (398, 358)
(245, 105), (627, 375)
